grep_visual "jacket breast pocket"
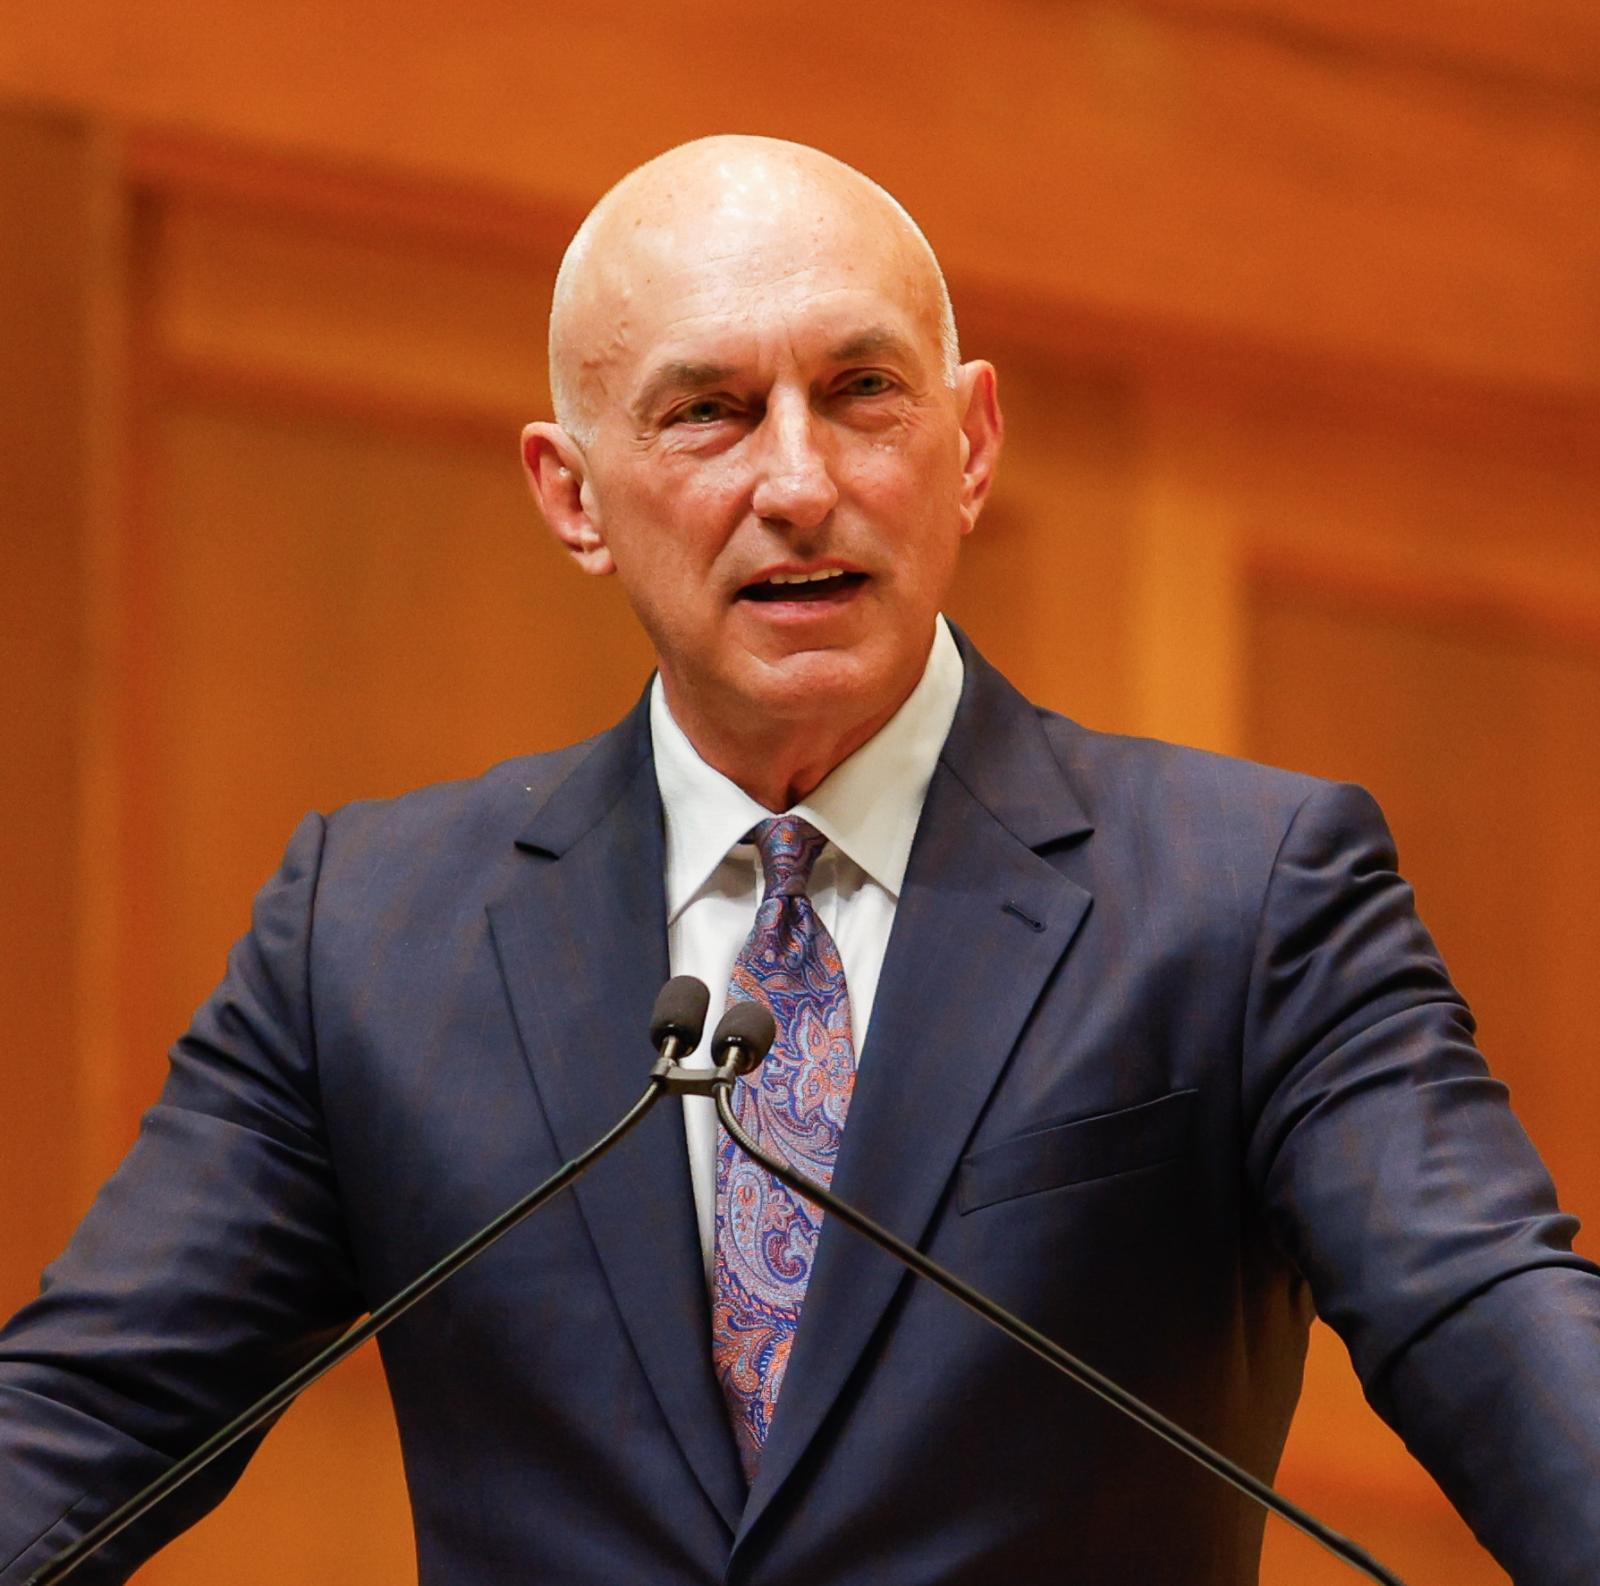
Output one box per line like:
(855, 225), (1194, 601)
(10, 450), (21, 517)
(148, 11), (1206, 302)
(957, 1089), (1198, 1214)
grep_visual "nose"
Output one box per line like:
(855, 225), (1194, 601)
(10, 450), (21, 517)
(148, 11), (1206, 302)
(749, 392), (839, 530)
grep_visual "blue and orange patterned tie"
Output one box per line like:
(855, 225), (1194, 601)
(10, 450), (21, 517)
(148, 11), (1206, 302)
(712, 816), (856, 1482)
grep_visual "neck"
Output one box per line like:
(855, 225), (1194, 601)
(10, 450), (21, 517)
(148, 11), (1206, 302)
(693, 711), (900, 811)
(663, 687), (913, 811)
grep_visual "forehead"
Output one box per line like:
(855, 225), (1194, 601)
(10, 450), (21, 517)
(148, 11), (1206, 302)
(595, 201), (939, 388)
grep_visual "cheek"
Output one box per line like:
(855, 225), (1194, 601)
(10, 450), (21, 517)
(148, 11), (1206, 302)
(845, 446), (960, 537)
(602, 482), (752, 623)
(845, 409), (961, 489)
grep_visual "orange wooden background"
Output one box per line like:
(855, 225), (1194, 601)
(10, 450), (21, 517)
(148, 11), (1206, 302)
(2, 5), (1597, 1581)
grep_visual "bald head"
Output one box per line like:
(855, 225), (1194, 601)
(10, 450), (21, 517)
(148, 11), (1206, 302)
(547, 135), (959, 447)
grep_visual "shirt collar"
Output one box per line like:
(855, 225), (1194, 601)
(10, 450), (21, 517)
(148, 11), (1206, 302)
(651, 615), (965, 922)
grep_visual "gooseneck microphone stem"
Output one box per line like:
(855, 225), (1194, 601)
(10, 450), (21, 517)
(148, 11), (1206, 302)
(30, 970), (1407, 1586)
(712, 1082), (1409, 1586)
(28, 1062), (687, 1585)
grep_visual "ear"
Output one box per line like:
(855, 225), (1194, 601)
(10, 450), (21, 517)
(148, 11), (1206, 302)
(520, 421), (614, 576)
(953, 361), (1003, 536)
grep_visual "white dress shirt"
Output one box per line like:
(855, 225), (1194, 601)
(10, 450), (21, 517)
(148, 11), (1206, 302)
(650, 616), (965, 1272)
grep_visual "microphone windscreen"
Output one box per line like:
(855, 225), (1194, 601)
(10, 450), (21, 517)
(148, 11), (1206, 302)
(711, 999), (777, 1073)
(650, 975), (710, 1055)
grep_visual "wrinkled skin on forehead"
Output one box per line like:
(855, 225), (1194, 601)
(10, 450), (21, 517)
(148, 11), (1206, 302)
(523, 136), (1002, 811)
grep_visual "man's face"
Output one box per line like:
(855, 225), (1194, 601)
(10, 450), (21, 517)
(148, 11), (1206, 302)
(529, 169), (1000, 746)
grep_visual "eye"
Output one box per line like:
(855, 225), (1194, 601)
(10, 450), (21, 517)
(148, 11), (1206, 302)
(670, 396), (735, 426)
(838, 371), (894, 398)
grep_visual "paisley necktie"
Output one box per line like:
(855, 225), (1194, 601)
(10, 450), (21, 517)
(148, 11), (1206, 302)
(712, 815), (856, 1481)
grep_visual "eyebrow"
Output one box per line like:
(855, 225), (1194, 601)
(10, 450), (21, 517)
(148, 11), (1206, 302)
(631, 361), (734, 425)
(826, 326), (920, 365)
(629, 327), (923, 425)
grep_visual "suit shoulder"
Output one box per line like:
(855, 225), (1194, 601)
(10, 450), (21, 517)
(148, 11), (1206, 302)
(334, 735), (600, 829)
(310, 732), (611, 882)
(1034, 707), (1377, 840)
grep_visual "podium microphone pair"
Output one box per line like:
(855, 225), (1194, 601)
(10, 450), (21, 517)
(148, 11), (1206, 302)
(28, 976), (1409, 1586)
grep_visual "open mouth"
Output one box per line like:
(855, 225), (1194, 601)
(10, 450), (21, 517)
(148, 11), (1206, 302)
(739, 569), (868, 603)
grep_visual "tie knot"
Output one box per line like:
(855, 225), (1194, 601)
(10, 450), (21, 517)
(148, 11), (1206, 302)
(752, 816), (827, 898)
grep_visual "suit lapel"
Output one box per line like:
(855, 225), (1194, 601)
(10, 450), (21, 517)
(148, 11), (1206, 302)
(484, 697), (747, 1533)
(735, 643), (1096, 1543)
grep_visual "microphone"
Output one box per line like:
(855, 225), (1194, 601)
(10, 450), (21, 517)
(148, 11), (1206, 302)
(708, 998), (775, 1074)
(709, 1019), (1410, 1586)
(27, 978), (712, 1585)
(649, 975), (711, 1062)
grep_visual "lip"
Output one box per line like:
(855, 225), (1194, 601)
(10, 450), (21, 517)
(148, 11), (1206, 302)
(740, 560), (867, 588)
(733, 565), (870, 624)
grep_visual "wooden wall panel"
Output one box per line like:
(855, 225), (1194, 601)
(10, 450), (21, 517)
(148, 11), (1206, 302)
(1146, 0), (1600, 92)
(158, 196), (546, 425)
(949, 356), (1143, 733)
(0, 106), (120, 1315)
(0, 1), (1595, 397)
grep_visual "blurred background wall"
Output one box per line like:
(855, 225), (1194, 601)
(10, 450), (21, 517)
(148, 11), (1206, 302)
(1, 4), (1596, 1581)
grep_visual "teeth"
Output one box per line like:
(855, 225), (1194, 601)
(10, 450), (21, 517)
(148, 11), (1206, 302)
(767, 568), (848, 585)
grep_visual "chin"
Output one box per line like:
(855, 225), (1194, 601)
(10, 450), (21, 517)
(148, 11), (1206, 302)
(738, 644), (905, 725)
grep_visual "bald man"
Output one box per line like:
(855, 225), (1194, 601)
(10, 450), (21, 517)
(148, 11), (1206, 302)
(3, 137), (1598, 1586)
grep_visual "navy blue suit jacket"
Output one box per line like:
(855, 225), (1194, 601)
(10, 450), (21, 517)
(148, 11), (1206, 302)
(4, 637), (1598, 1584)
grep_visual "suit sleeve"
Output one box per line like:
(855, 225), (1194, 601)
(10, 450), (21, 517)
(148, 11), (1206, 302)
(0, 813), (363, 1584)
(1242, 780), (1600, 1585)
